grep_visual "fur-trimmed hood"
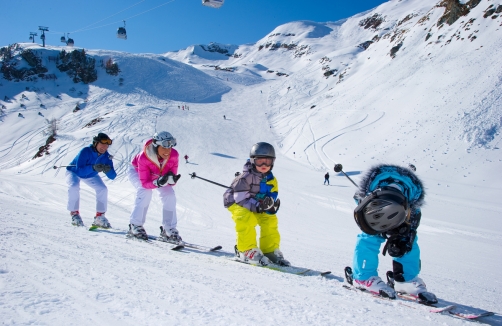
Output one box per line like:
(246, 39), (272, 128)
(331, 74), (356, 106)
(358, 164), (425, 210)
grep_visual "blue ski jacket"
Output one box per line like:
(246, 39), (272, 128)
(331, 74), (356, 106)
(67, 145), (116, 180)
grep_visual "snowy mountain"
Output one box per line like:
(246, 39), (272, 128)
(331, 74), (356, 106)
(0, 0), (501, 324)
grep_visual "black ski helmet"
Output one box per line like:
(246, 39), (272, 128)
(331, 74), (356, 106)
(250, 142), (275, 158)
(249, 142), (275, 170)
(93, 133), (112, 146)
(353, 186), (410, 235)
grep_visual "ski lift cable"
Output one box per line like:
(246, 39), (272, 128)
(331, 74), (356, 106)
(71, 0), (146, 34)
(68, 0), (176, 34)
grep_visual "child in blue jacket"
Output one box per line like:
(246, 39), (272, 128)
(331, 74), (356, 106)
(348, 164), (436, 303)
(66, 133), (116, 227)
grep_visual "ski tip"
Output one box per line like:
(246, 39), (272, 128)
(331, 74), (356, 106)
(430, 305), (456, 313)
(210, 245), (223, 251)
(320, 271), (332, 276)
(448, 310), (495, 319)
(172, 245), (184, 251)
(88, 225), (98, 231)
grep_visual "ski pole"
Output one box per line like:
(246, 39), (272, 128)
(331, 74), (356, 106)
(334, 164), (360, 190)
(53, 165), (76, 169)
(189, 172), (231, 189)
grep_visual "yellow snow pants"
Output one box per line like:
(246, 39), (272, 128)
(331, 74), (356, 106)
(228, 203), (280, 254)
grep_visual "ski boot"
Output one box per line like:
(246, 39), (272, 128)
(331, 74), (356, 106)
(387, 271), (437, 304)
(234, 245), (270, 266)
(345, 266), (396, 299)
(158, 226), (184, 245)
(264, 248), (291, 266)
(71, 211), (84, 227)
(127, 224), (148, 240)
(92, 212), (111, 229)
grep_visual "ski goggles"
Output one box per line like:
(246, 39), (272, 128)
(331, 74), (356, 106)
(98, 138), (112, 145)
(251, 157), (274, 167)
(155, 138), (177, 148)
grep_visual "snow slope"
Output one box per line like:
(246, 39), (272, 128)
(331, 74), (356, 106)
(0, 0), (501, 324)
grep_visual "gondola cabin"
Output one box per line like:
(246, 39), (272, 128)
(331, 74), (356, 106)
(202, 0), (224, 9)
(67, 38), (74, 47)
(117, 27), (127, 40)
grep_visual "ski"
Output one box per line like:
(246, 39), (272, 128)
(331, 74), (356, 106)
(88, 225), (112, 231)
(183, 242), (222, 252)
(448, 310), (495, 320)
(264, 263), (312, 275)
(155, 226), (220, 252)
(130, 235), (184, 251)
(147, 235), (185, 250)
(343, 266), (495, 320)
(433, 306), (495, 320)
(429, 305), (456, 313)
(230, 257), (330, 277)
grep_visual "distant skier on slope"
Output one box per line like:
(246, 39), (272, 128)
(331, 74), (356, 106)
(349, 164), (435, 301)
(324, 172), (330, 185)
(66, 133), (116, 228)
(223, 142), (290, 267)
(184, 154), (189, 163)
(126, 131), (182, 243)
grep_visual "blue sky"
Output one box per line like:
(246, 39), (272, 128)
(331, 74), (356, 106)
(1, 0), (387, 54)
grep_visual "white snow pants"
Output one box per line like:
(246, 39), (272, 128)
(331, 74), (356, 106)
(66, 170), (108, 213)
(128, 166), (177, 231)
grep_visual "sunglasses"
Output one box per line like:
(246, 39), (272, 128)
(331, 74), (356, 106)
(252, 157), (274, 167)
(156, 138), (176, 148)
(98, 139), (112, 145)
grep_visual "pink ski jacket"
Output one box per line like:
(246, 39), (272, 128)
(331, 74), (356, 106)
(131, 139), (179, 189)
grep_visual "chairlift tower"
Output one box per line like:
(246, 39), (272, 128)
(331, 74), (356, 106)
(29, 32), (38, 43)
(38, 26), (49, 47)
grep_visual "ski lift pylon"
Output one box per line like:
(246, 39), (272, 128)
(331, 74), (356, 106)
(117, 20), (127, 40)
(202, 0), (225, 9)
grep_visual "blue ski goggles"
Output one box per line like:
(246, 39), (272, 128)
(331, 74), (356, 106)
(154, 138), (177, 148)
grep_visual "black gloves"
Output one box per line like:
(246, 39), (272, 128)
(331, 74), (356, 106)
(169, 173), (181, 185)
(93, 164), (111, 173)
(257, 197), (280, 214)
(154, 174), (169, 187)
(153, 172), (181, 187)
(382, 230), (416, 258)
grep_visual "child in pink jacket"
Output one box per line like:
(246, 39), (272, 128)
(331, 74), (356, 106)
(127, 131), (182, 243)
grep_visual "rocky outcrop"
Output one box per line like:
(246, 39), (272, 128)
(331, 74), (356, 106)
(437, 0), (481, 26)
(359, 14), (385, 30)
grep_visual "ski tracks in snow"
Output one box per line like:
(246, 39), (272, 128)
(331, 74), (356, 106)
(299, 111), (385, 171)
